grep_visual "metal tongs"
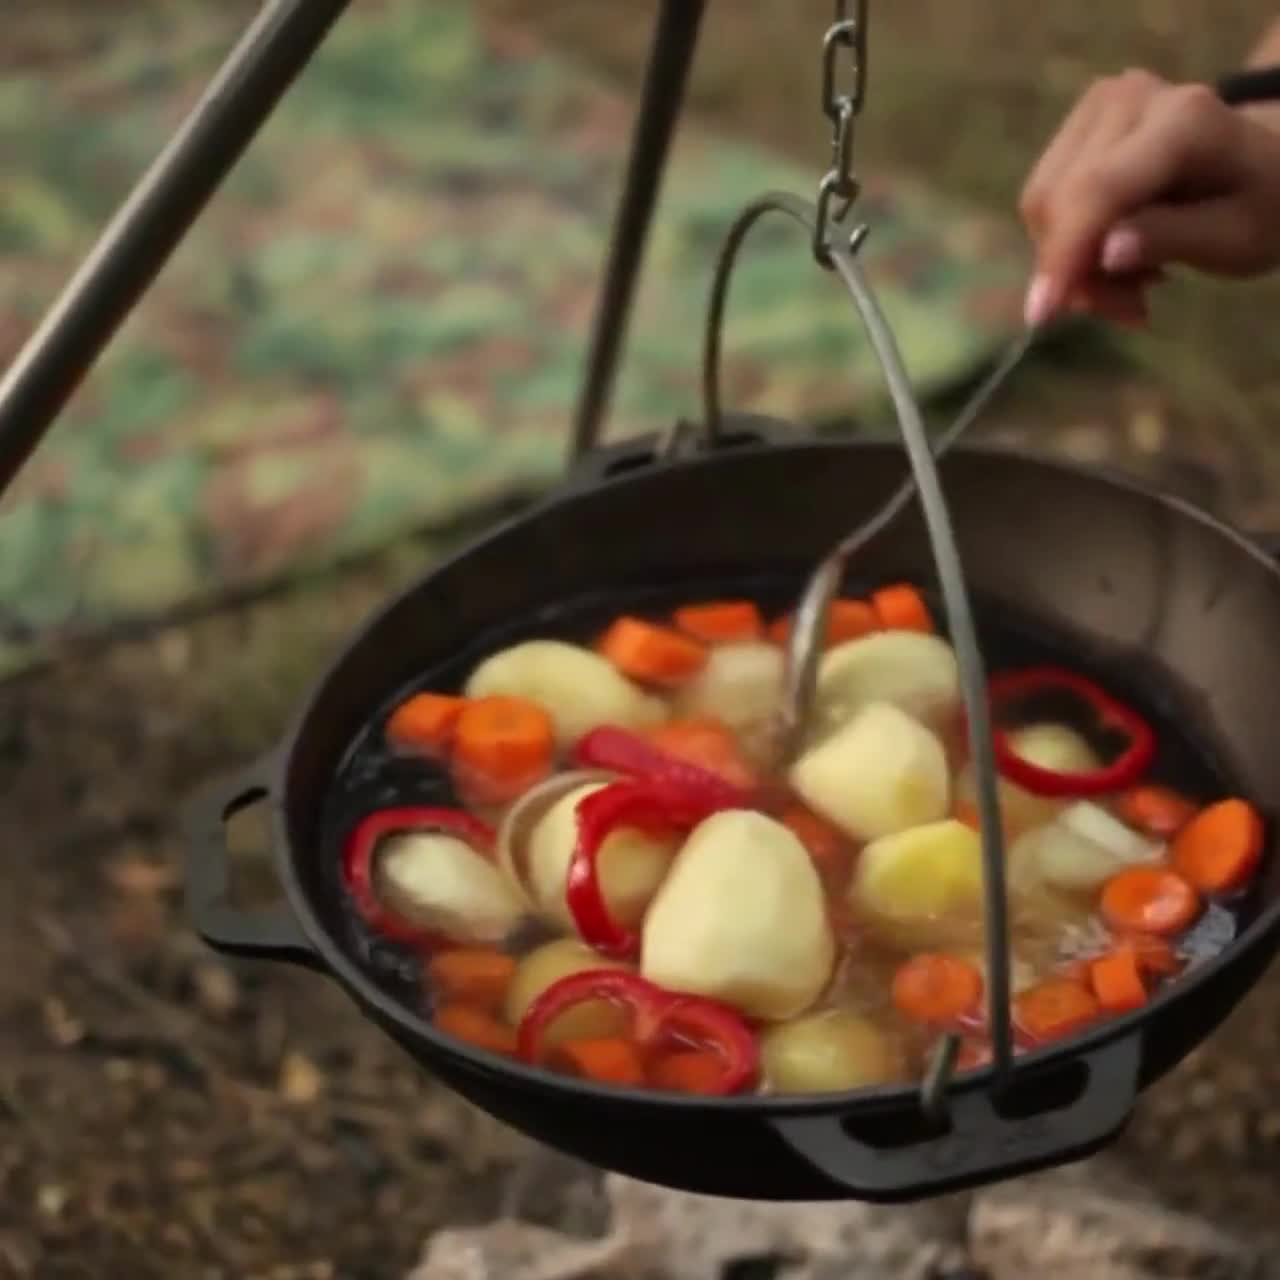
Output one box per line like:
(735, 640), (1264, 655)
(776, 325), (1037, 765)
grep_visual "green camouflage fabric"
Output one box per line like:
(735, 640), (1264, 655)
(0, 0), (1025, 676)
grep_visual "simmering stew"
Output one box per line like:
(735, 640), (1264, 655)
(324, 583), (1265, 1097)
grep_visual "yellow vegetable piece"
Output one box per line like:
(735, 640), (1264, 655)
(761, 1009), (902, 1094)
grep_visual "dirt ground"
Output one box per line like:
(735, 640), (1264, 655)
(7, 2), (1280, 1278)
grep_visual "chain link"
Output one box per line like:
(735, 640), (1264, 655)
(814, 0), (869, 267)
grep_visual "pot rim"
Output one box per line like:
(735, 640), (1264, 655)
(268, 436), (1280, 1114)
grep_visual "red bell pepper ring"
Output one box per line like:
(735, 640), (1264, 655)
(571, 725), (753, 809)
(565, 778), (739, 958)
(987, 666), (1156, 797)
(517, 969), (759, 1095)
(342, 806), (496, 946)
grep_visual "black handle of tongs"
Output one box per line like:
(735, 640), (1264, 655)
(1216, 64), (1280, 105)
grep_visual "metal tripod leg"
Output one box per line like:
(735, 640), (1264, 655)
(0, 0), (352, 497)
(568, 0), (708, 463)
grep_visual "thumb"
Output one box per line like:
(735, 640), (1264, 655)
(1101, 199), (1264, 277)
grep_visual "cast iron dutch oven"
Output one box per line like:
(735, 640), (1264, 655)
(184, 414), (1280, 1204)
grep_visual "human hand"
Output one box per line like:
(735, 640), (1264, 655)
(1019, 70), (1280, 328)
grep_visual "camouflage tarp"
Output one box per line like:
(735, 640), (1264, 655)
(0, 0), (1025, 675)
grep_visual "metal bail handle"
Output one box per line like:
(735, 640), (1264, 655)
(700, 190), (1019, 1109)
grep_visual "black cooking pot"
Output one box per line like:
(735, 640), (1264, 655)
(184, 417), (1280, 1203)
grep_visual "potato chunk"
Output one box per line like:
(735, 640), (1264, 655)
(378, 833), (525, 945)
(789, 701), (949, 841)
(851, 819), (985, 948)
(526, 783), (677, 933)
(815, 631), (959, 733)
(465, 640), (663, 747)
(675, 642), (783, 763)
(641, 810), (834, 1021)
(761, 1009), (902, 1093)
(503, 938), (631, 1046)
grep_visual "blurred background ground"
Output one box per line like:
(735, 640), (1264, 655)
(4, 1), (1280, 1278)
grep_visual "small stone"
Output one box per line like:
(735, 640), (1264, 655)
(192, 962), (239, 1018)
(1055, 422), (1112, 464)
(104, 1058), (134, 1084)
(105, 851), (178, 896)
(1128, 407), (1167, 455)
(36, 1186), (67, 1219)
(279, 1050), (324, 1105)
(41, 997), (84, 1048)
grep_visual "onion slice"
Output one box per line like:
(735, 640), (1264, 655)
(496, 769), (612, 905)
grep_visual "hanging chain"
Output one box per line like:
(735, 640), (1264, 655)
(814, 0), (869, 267)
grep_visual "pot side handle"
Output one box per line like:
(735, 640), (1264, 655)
(770, 1035), (1141, 1202)
(183, 754), (319, 969)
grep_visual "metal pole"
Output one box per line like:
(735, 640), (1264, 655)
(569, 0), (707, 462)
(0, 0), (352, 497)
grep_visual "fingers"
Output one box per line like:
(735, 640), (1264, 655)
(1020, 70), (1157, 236)
(1101, 199), (1269, 277)
(1028, 84), (1241, 322)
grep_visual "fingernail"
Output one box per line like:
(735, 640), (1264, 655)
(1101, 227), (1143, 274)
(1023, 274), (1058, 328)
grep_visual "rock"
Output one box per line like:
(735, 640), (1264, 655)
(408, 1155), (1271, 1280)
(973, 1163), (1270, 1279)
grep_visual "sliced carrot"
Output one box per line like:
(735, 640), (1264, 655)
(1089, 947), (1147, 1014)
(386, 693), (467, 757)
(1115, 785), (1199, 839)
(1013, 978), (1100, 1045)
(767, 599), (878, 650)
(870, 583), (934, 634)
(672, 601), (763, 645)
(1170, 797), (1265, 895)
(779, 804), (847, 866)
(1131, 934), (1182, 977)
(434, 1003), (518, 1057)
(649, 1050), (728, 1095)
(427, 948), (517, 1012)
(452, 695), (555, 805)
(1100, 866), (1200, 937)
(549, 1037), (646, 1087)
(598, 617), (707, 686)
(1059, 957), (1094, 987)
(892, 954), (984, 1026)
(644, 718), (757, 789)
(956, 1039), (993, 1072)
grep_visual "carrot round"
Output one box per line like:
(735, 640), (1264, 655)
(1170, 797), (1265, 895)
(1100, 866), (1200, 937)
(768, 598), (878, 650)
(452, 696), (555, 805)
(427, 948), (517, 1012)
(434, 1003), (518, 1057)
(1013, 978), (1100, 1045)
(649, 1050), (728, 1095)
(870, 583), (933, 634)
(598, 617), (707, 685)
(1089, 947), (1147, 1014)
(672, 601), (763, 645)
(892, 954), (984, 1026)
(779, 804), (847, 867)
(1115, 785), (1199, 839)
(549, 1037), (646, 1087)
(387, 693), (467, 757)
(644, 718), (757, 789)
